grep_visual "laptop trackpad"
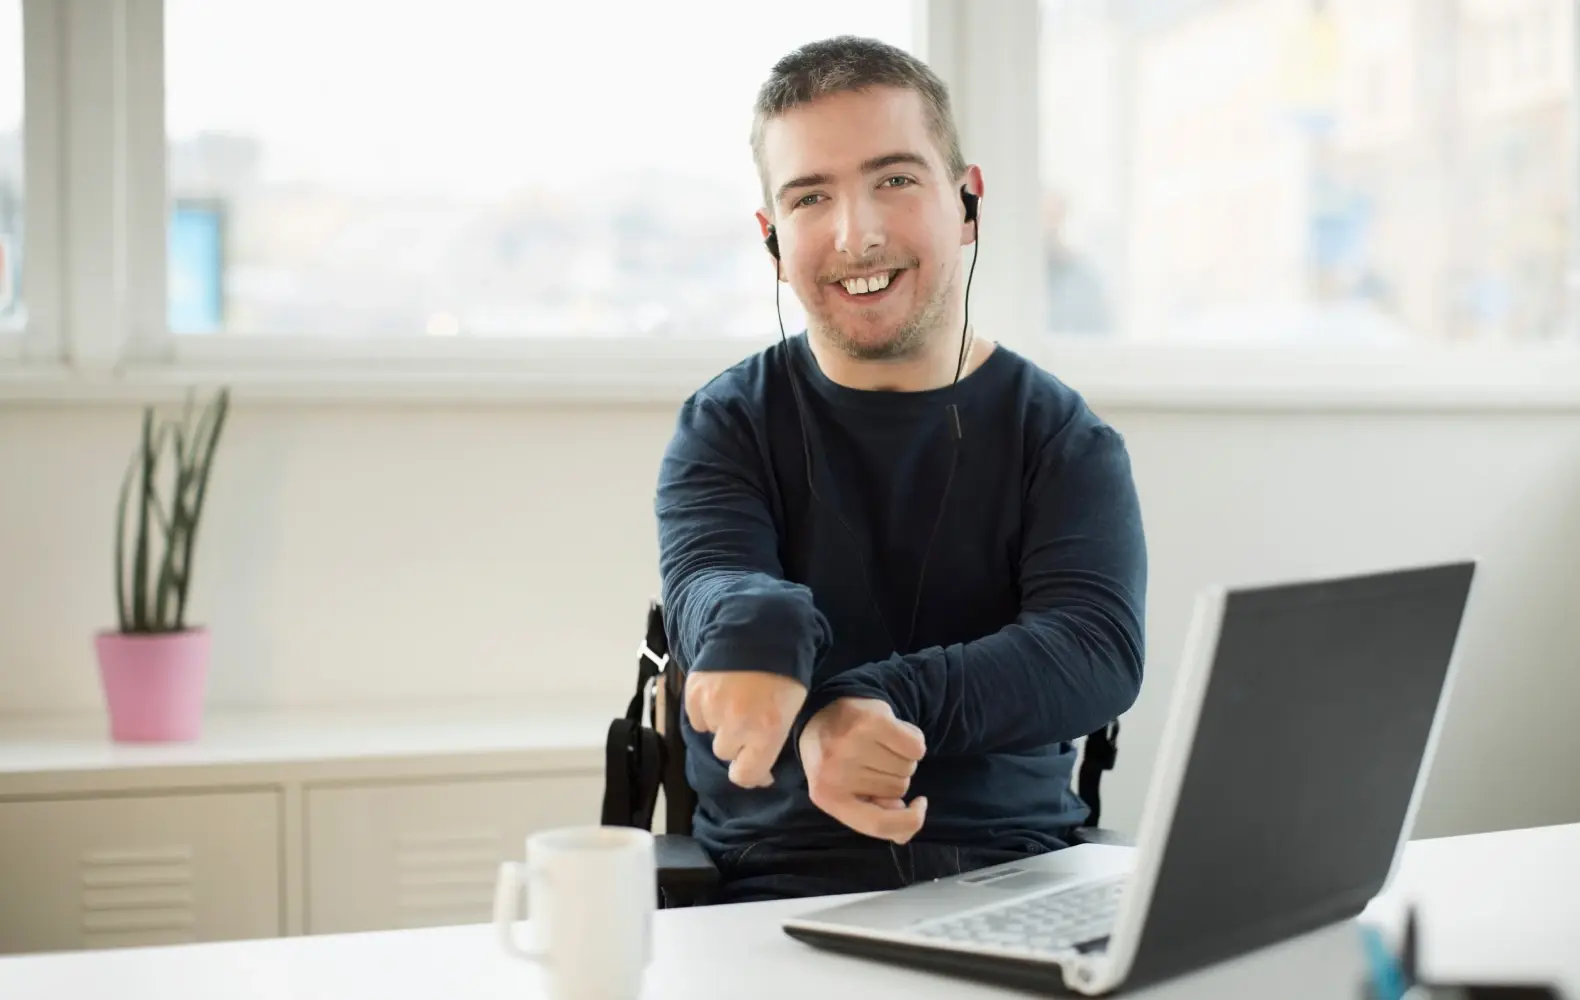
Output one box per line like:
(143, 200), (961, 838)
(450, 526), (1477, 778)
(957, 866), (1070, 891)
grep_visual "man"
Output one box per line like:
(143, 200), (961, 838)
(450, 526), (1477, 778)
(654, 36), (1147, 903)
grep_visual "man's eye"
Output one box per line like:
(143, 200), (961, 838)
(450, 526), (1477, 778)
(883, 176), (914, 188)
(797, 193), (823, 207)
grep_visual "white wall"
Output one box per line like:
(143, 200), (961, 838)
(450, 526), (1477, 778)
(3, 394), (1578, 842)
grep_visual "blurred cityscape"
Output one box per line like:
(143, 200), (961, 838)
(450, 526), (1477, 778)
(1, 0), (1576, 344)
(162, 134), (797, 339)
(1042, 0), (1578, 344)
(0, 122), (808, 340)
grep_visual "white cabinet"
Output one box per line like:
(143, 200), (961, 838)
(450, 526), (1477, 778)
(0, 698), (610, 953)
(0, 791), (282, 955)
(306, 774), (603, 934)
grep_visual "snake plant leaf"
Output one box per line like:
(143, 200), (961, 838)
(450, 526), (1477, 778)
(113, 446), (138, 632)
(131, 408), (155, 632)
(176, 388), (230, 628)
(156, 412), (190, 629)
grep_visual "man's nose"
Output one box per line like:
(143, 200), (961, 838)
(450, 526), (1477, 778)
(835, 198), (885, 258)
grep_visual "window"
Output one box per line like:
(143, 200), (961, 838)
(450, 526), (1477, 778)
(1038, 0), (1578, 345)
(9, 0), (1579, 403)
(0, 0), (21, 332)
(163, 0), (915, 340)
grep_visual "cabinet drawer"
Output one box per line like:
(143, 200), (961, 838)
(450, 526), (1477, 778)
(0, 791), (282, 954)
(306, 772), (601, 934)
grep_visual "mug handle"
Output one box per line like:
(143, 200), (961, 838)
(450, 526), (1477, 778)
(493, 861), (544, 962)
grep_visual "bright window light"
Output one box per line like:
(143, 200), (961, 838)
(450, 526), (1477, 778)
(163, 0), (915, 339)
(1039, 0), (1577, 345)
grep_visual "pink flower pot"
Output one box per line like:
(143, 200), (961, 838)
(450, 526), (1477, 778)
(94, 628), (211, 742)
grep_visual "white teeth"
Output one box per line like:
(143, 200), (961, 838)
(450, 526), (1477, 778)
(842, 272), (892, 295)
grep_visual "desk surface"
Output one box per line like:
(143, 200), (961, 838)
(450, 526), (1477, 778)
(1, 823), (1574, 1000)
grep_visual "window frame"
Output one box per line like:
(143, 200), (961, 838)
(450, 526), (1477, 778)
(0, 0), (62, 362)
(3, 0), (1580, 412)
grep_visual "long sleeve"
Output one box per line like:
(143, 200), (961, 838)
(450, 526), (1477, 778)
(798, 420), (1146, 757)
(656, 394), (831, 686)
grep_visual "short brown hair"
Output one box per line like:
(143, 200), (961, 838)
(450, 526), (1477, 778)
(749, 35), (967, 213)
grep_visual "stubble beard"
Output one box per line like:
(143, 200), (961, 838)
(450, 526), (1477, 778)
(811, 265), (954, 362)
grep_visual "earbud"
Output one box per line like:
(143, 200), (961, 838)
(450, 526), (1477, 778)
(765, 225), (780, 261)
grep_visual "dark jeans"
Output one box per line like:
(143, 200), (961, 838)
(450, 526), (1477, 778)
(708, 836), (1066, 904)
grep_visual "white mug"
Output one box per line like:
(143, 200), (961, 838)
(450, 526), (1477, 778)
(493, 825), (656, 1000)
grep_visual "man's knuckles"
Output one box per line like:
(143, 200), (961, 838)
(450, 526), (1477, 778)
(846, 711), (920, 752)
(868, 773), (911, 798)
(882, 720), (927, 758)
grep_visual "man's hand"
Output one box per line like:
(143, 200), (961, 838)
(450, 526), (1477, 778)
(685, 670), (807, 788)
(798, 697), (928, 844)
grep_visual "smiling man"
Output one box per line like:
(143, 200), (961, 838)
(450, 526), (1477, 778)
(654, 35), (1148, 903)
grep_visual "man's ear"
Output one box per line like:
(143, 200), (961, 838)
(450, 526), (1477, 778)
(755, 209), (783, 277)
(959, 165), (985, 246)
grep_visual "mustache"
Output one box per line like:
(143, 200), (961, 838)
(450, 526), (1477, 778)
(818, 257), (919, 283)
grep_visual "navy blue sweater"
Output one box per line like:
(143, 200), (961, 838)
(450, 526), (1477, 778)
(655, 332), (1147, 857)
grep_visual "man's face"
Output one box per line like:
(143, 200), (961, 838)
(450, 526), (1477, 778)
(756, 86), (975, 361)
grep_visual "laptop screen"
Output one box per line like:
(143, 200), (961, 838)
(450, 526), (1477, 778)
(1128, 562), (1474, 984)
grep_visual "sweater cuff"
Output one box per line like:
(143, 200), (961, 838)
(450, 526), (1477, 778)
(689, 630), (815, 687)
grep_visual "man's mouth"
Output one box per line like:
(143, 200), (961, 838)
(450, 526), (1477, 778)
(832, 268), (905, 301)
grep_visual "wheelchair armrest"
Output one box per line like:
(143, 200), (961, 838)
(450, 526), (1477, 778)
(655, 834), (719, 904)
(1070, 826), (1135, 848)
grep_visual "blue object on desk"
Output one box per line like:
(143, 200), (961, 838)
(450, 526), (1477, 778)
(1359, 908), (1563, 1000)
(1359, 923), (1410, 1000)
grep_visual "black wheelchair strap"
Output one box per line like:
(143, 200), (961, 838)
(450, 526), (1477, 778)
(599, 603), (670, 829)
(1078, 720), (1120, 828)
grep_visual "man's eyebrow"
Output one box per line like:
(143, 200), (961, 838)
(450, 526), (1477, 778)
(775, 152), (934, 204)
(776, 171), (833, 204)
(860, 151), (932, 174)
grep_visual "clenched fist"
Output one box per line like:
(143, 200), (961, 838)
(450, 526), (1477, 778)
(798, 697), (928, 844)
(685, 670), (807, 788)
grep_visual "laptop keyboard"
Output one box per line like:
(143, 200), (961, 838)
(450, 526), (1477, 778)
(912, 875), (1126, 955)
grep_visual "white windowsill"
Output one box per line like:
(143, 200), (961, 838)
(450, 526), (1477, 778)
(3, 336), (1580, 412)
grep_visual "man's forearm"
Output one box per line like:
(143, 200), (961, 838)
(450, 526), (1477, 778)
(799, 601), (1143, 757)
(656, 393), (831, 687)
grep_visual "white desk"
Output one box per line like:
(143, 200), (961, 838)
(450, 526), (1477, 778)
(1, 823), (1574, 999)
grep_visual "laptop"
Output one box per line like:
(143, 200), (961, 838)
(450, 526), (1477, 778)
(782, 561), (1477, 995)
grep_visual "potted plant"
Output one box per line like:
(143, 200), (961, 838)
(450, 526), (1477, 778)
(95, 387), (231, 742)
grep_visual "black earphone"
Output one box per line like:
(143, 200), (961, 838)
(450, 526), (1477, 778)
(768, 185), (981, 655)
